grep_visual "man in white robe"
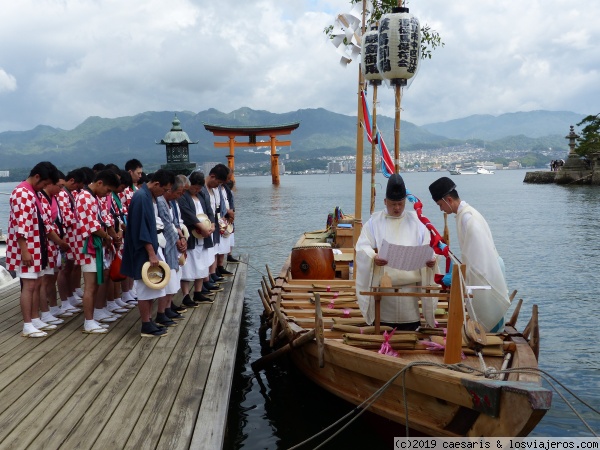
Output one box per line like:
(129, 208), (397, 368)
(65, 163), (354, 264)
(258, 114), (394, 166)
(355, 174), (437, 330)
(428, 177), (510, 332)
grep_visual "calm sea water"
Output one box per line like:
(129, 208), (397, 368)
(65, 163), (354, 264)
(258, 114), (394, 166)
(222, 170), (600, 449)
(1, 172), (598, 448)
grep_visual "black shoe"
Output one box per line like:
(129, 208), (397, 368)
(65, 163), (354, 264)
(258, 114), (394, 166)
(193, 292), (214, 304)
(200, 288), (216, 297)
(172, 304), (187, 313)
(141, 321), (168, 337)
(165, 308), (184, 321)
(156, 313), (177, 327)
(151, 319), (167, 330)
(204, 282), (223, 292)
(218, 265), (234, 276)
(227, 255), (240, 264)
(210, 273), (225, 283)
(182, 294), (200, 308)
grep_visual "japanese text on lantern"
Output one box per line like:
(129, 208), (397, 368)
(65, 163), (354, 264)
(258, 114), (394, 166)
(364, 33), (379, 75)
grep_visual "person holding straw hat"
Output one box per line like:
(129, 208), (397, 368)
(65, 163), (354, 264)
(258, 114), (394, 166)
(121, 169), (175, 338)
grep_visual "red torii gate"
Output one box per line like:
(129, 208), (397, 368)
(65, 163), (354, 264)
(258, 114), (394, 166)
(203, 122), (300, 185)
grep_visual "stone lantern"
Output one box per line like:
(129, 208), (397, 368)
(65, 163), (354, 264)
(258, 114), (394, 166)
(157, 114), (198, 175)
(555, 125), (591, 184)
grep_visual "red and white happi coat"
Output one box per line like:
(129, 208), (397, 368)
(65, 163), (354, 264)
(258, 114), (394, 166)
(39, 192), (60, 269)
(74, 189), (107, 266)
(6, 184), (45, 273)
(119, 186), (136, 213)
(56, 188), (78, 260)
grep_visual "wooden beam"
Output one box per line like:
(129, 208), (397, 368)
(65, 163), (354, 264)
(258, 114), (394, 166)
(213, 140), (292, 148)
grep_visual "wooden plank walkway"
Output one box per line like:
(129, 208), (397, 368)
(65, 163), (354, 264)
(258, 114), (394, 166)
(0, 255), (248, 450)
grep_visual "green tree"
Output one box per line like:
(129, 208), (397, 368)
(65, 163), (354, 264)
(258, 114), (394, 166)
(324, 0), (444, 61)
(576, 113), (600, 158)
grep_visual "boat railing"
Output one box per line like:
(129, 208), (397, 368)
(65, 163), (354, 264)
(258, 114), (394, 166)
(359, 263), (465, 364)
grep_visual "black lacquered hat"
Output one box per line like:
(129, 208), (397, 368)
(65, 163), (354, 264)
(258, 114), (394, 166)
(386, 174), (407, 201)
(429, 177), (456, 202)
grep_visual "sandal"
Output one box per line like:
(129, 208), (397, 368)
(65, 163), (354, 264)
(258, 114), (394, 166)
(21, 330), (48, 338)
(82, 327), (108, 334)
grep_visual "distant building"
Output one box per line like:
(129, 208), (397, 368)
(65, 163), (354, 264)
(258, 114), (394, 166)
(0, 171), (9, 177)
(279, 162), (285, 175)
(508, 161), (522, 169)
(328, 161), (342, 173)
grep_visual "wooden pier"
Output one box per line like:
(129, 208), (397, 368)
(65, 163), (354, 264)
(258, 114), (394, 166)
(0, 256), (247, 449)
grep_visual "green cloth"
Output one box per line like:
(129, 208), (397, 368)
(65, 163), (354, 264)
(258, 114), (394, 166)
(83, 235), (104, 284)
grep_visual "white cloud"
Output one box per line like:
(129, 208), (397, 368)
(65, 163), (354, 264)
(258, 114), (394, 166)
(0, 69), (17, 93)
(0, 0), (599, 131)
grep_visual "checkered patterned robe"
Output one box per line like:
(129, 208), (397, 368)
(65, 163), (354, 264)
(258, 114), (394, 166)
(74, 189), (105, 266)
(6, 184), (44, 273)
(57, 188), (78, 260)
(39, 192), (60, 269)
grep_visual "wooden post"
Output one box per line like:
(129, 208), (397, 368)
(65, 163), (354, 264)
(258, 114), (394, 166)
(226, 154), (235, 185)
(444, 263), (465, 364)
(370, 82), (380, 215)
(374, 272), (392, 335)
(270, 135), (280, 185)
(352, 0), (367, 249)
(227, 136), (236, 184)
(394, 84), (401, 173)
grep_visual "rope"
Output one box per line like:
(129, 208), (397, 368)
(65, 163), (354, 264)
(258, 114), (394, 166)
(230, 259), (267, 278)
(286, 362), (599, 449)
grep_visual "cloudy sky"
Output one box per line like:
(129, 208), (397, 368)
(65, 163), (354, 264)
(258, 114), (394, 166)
(1, 0), (598, 132)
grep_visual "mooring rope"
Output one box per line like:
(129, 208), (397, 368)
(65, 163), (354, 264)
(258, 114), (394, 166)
(286, 362), (599, 449)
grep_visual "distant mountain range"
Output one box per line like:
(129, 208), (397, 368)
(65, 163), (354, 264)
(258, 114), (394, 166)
(0, 108), (584, 171)
(421, 110), (585, 141)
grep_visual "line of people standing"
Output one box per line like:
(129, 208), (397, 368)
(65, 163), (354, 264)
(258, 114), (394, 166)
(7, 159), (238, 338)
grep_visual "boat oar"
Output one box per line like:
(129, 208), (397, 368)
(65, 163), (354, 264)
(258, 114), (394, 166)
(251, 329), (316, 373)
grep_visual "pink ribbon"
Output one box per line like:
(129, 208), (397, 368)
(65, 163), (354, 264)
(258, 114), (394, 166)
(419, 340), (445, 351)
(333, 292), (339, 299)
(378, 328), (399, 357)
(420, 339), (466, 360)
(326, 285), (331, 292)
(328, 300), (335, 309)
(343, 309), (351, 318)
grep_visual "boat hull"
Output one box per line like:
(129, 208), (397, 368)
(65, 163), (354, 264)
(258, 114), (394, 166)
(291, 340), (550, 437)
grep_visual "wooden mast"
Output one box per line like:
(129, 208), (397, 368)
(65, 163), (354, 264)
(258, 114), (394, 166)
(352, 0), (367, 247)
(393, 81), (403, 173)
(369, 82), (380, 214)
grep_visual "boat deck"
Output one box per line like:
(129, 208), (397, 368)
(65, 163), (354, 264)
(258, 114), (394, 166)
(0, 255), (248, 450)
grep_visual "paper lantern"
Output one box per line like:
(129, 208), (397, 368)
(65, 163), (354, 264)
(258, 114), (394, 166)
(377, 7), (421, 84)
(361, 25), (383, 83)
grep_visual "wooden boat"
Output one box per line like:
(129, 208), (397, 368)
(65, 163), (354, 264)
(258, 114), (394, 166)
(252, 2), (551, 438)
(254, 227), (551, 437)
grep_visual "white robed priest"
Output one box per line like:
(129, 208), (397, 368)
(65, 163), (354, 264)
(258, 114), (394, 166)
(355, 174), (439, 331)
(428, 177), (510, 332)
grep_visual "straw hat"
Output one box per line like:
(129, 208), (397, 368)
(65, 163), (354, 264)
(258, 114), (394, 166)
(141, 261), (171, 290)
(178, 253), (186, 266)
(222, 222), (234, 237)
(181, 224), (190, 240)
(192, 213), (211, 239)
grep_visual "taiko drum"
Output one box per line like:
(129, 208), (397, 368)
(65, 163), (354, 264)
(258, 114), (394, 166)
(290, 244), (335, 280)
